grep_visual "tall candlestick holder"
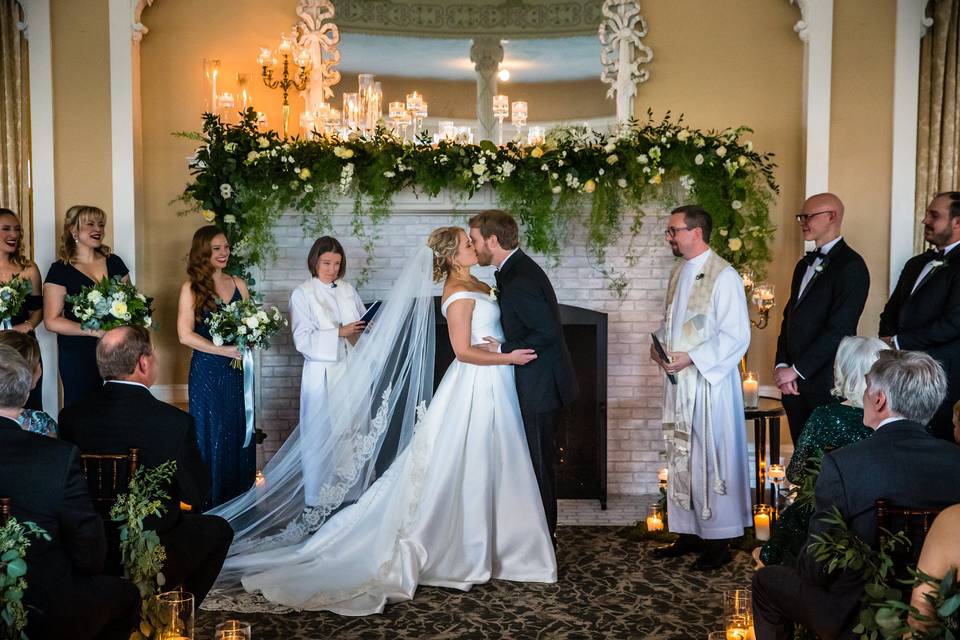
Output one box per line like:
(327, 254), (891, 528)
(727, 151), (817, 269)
(493, 94), (509, 145)
(258, 33), (311, 139)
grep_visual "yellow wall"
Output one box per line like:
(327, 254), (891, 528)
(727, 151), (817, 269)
(829, 0), (896, 333)
(123, 0), (895, 408)
(50, 0), (113, 248)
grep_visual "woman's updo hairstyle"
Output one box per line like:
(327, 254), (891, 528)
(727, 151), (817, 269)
(427, 227), (462, 283)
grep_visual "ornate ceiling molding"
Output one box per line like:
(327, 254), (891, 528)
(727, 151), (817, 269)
(331, 0), (604, 38)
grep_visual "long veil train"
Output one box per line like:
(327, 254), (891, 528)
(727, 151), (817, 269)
(203, 246), (437, 610)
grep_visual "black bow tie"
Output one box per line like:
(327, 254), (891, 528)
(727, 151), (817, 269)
(804, 249), (825, 266)
(925, 248), (946, 263)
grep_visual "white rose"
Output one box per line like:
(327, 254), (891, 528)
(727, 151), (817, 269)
(637, 154), (648, 164)
(220, 183), (233, 199)
(212, 334), (224, 346)
(238, 325), (247, 335)
(731, 200), (743, 210)
(223, 214), (237, 224)
(694, 154), (704, 165)
(676, 129), (690, 142)
(617, 178), (628, 188)
(552, 185), (562, 193)
(246, 151), (259, 163)
(472, 163), (486, 176)
(716, 146), (727, 158)
(728, 238), (743, 251)
(110, 300), (128, 318)
(257, 136), (270, 149)
(244, 316), (259, 329)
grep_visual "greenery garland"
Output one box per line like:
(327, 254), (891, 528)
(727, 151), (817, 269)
(0, 517), (49, 640)
(109, 460), (176, 640)
(178, 108), (778, 292)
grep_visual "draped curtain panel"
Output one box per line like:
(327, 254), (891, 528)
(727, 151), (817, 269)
(0, 0), (31, 248)
(916, 0), (960, 251)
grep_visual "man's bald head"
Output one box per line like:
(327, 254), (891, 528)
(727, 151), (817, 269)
(799, 192), (844, 246)
(96, 325), (156, 385)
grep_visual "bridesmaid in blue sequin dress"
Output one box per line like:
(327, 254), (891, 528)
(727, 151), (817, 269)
(0, 209), (44, 410)
(42, 206), (130, 409)
(177, 225), (255, 507)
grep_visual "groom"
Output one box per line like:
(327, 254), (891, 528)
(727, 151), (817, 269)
(469, 210), (579, 542)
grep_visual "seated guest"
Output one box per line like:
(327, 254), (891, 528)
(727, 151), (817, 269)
(758, 336), (885, 566)
(0, 330), (57, 437)
(58, 326), (233, 606)
(0, 345), (138, 640)
(908, 504), (960, 632)
(752, 350), (960, 640)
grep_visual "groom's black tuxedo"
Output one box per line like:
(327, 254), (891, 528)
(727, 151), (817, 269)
(775, 238), (869, 442)
(496, 249), (578, 537)
(880, 247), (960, 440)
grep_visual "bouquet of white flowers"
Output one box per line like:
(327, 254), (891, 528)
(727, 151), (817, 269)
(66, 276), (153, 331)
(205, 298), (286, 368)
(0, 274), (32, 327)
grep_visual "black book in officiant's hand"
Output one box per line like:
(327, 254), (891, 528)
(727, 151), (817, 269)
(651, 333), (677, 385)
(360, 301), (383, 326)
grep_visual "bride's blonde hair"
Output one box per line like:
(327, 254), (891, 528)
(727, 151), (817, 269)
(427, 227), (463, 283)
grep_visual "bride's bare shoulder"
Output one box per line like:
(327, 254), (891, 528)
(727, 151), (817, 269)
(441, 281), (472, 306)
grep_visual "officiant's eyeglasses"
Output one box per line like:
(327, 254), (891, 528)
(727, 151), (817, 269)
(664, 226), (692, 238)
(795, 210), (834, 223)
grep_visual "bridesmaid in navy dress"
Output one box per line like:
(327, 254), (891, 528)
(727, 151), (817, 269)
(43, 206), (129, 409)
(177, 225), (255, 507)
(0, 209), (44, 410)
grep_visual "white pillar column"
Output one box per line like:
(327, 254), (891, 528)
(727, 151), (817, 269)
(793, 0), (835, 198)
(889, 0), (933, 294)
(470, 37), (503, 142)
(21, 0), (59, 414)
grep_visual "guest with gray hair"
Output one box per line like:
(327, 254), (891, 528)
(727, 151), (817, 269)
(0, 331), (58, 437)
(0, 344), (139, 639)
(753, 349), (960, 640)
(59, 325), (232, 606)
(757, 336), (887, 567)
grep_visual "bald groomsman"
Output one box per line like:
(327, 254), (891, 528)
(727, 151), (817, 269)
(774, 193), (870, 443)
(880, 191), (960, 441)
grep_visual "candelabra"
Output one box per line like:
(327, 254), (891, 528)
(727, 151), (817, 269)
(258, 33), (311, 138)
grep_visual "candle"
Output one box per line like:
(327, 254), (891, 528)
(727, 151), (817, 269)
(726, 627), (749, 640)
(257, 46), (273, 67)
(754, 511), (771, 541)
(645, 514), (663, 532)
(278, 33), (293, 55)
(493, 94), (509, 118)
(741, 270), (754, 289)
(657, 467), (668, 483)
(768, 463), (785, 481)
(742, 372), (759, 409)
(406, 91), (422, 112)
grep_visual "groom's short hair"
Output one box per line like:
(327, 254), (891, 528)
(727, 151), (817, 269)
(671, 204), (713, 243)
(468, 210), (519, 250)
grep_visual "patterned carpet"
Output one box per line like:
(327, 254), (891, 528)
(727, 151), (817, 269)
(197, 526), (754, 639)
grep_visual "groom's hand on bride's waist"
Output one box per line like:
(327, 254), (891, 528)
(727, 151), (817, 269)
(472, 336), (502, 353)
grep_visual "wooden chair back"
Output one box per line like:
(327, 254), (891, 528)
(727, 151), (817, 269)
(0, 497), (10, 525)
(875, 498), (943, 584)
(79, 448), (140, 518)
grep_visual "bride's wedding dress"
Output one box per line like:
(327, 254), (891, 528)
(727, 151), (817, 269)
(214, 288), (556, 615)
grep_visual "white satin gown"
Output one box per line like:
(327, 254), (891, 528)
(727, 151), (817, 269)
(241, 290), (557, 615)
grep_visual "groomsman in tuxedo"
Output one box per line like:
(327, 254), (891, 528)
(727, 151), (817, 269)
(752, 351), (960, 639)
(774, 193), (870, 443)
(0, 346), (138, 640)
(59, 326), (233, 605)
(468, 210), (579, 542)
(880, 191), (960, 441)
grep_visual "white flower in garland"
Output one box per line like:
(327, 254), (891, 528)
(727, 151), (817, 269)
(339, 163), (354, 194)
(245, 151), (259, 164)
(676, 129), (691, 142)
(304, 184), (314, 193)
(257, 136), (270, 149)
(694, 136), (706, 148)
(220, 183), (233, 199)
(617, 178), (628, 188)
(728, 237), (743, 251)
(679, 175), (695, 193)
(607, 154), (619, 165)
(694, 154), (705, 166)
(731, 200), (743, 211)
(224, 142), (237, 153)
(604, 141), (617, 153)
(719, 228), (729, 237)
(716, 145), (728, 158)
(648, 146), (661, 160)
(501, 161), (515, 177)
(333, 146), (354, 159)
(223, 214), (237, 224)
(637, 154), (648, 165)
(472, 162), (487, 176)
(552, 185), (562, 193)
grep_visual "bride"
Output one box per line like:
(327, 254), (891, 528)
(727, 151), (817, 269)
(206, 226), (557, 615)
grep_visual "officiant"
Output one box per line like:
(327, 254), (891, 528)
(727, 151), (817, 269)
(289, 236), (367, 503)
(650, 205), (752, 571)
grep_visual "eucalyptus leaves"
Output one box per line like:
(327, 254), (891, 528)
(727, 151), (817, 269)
(179, 108), (778, 291)
(0, 517), (49, 640)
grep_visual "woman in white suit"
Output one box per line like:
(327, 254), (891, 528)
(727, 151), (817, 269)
(289, 237), (366, 502)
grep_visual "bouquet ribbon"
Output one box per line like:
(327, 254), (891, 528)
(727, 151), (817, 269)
(0, 318), (11, 330)
(242, 349), (255, 448)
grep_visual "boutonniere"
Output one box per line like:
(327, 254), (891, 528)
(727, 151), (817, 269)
(489, 287), (499, 301)
(931, 258), (947, 270)
(814, 257), (830, 274)
(695, 273), (705, 281)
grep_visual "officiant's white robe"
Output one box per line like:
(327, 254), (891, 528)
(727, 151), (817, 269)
(662, 250), (752, 539)
(290, 278), (366, 501)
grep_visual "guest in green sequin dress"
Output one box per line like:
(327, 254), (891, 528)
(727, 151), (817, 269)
(758, 336), (887, 566)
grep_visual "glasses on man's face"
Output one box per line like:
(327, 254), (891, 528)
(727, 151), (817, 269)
(795, 210), (834, 224)
(664, 226), (691, 238)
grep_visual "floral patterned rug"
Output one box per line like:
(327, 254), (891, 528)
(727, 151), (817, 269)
(197, 526), (754, 639)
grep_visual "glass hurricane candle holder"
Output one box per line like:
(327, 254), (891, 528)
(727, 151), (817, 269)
(742, 371), (759, 409)
(645, 504), (664, 532)
(493, 94), (509, 144)
(342, 92), (361, 131)
(753, 504), (773, 541)
(527, 126), (545, 145)
(214, 620), (251, 640)
(156, 591), (194, 639)
(511, 100), (528, 130)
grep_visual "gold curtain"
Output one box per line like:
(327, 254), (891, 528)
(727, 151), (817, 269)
(916, 0), (960, 251)
(0, 0), (31, 250)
